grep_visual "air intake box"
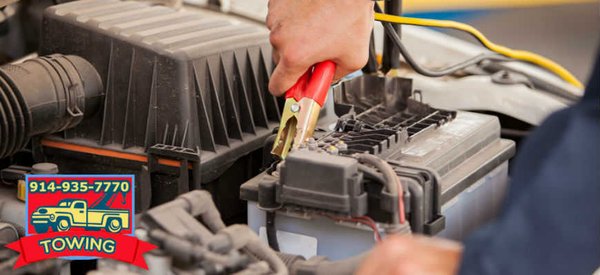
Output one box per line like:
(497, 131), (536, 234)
(38, 0), (281, 211)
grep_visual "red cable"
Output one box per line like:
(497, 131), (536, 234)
(322, 213), (382, 242)
(397, 177), (406, 224)
(352, 216), (382, 242)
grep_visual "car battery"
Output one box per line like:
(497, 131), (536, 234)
(241, 75), (515, 260)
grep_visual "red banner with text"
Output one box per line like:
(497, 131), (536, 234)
(7, 175), (156, 269)
(6, 231), (156, 269)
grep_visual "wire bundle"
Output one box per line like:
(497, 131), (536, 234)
(373, 6), (583, 89)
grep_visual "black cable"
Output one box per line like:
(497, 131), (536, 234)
(375, 7), (578, 100)
(362, 31), (379, 74)
(374, 4), (510, 77)
(355, 154), (398, 195)
(388, 27), (509, 76)
(358, 163), (386, 184)
(355, 153), (401, 225)
(266, 211), (280, 251)
(382, 0), (402, 72)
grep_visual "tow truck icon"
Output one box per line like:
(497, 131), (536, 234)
(30, 188), (130, 234)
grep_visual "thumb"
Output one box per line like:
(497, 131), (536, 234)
(269, 61), (307, 96)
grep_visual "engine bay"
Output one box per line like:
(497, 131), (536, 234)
(0, 0), (584, 274)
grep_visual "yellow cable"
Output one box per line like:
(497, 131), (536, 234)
(374, 13), (584, 89)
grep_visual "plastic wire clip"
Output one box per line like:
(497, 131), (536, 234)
(271, 61), (336, 159)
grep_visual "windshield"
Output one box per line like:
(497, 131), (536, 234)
(58, 201), (71, 207)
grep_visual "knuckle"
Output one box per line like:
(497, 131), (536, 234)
(266, 14), (274, 30)
(266, 11), (278, 31)
(268, 81), (280, 95)
(279, 52), (293, 65)
(269, 31), (283, 47)
(279, 49), (301, 68)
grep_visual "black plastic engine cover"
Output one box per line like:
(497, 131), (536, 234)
(37, 0), (281, 213)
(39, 0), (280, 166)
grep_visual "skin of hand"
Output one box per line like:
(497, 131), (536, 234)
(267, 0), (374, 95)
(357, 235), (464, 275)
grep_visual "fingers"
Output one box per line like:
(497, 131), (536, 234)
(269, 59), (307, 96)
(266, 0), (374, 96)
(270, 57), (364, 95)
(357, 235), (463, 275)
(331, 47), (371, 81)
(269, 21), (310, 95)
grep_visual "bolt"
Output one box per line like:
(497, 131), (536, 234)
(336, 140), (348, 151)
(327, 146), (339, 155)
(298, 143), (307, 150)
(307, 138), (318, 151)
(290, 103), (300, 113)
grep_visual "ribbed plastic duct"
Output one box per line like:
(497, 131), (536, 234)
(0, 54), (102, 158)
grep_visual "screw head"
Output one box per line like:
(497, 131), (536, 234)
(327, 145), (339, 155)
(290, 103), (300, 113)
(336, 140), (348, 151)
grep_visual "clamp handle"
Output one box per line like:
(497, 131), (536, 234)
(284, 61), (336, 107)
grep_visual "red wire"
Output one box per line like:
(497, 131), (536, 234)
(319, 167), (408, 241)
(322, 214), (382, 242)
(352, 216), (382, 242)
(397, 177), (406, 224)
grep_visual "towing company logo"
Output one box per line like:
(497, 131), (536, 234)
(6, 175), (156, 269)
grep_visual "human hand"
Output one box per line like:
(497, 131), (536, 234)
(267, 0), (374, 95)
(357, 235), (463, 275)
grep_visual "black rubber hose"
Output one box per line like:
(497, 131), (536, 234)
(355, 153), (400, 225)
(218, 225), (288, 275)
(0, 54), (102, 158)
(149, 229), (232, 265)
(180, 190), (226, 232)
(266, 211), (280, 251)
(405, 179), (424, 233)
